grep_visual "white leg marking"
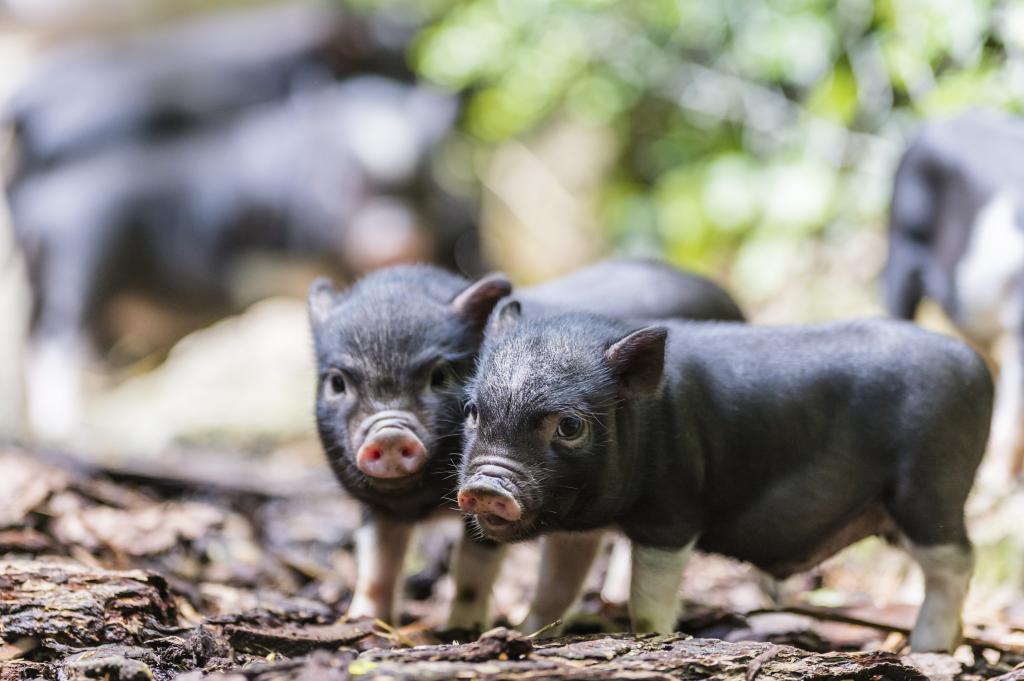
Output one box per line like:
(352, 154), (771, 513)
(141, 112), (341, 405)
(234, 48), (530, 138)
(348, 515), (413, 623)
(446, 538), (507, 630)
(599, 535), (633, 605)
(520, 530), (603, 636)
(984, 334), (1024, 483)
(26, 334), (87, 442)
(629, 540), (694, 634)
(955, 192), (1024, 340)
(908, 542), (973, 653)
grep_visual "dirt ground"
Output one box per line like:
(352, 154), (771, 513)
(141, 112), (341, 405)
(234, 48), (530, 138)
(3, 444), (1024, 680)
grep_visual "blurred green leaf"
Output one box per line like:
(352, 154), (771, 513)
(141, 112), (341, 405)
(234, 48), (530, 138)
(807, 61), (859, 123)
(348, 0), (1021, 288)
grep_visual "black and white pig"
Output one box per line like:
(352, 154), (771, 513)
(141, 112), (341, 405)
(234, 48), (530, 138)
(458, 312), (992, 651)
(885, 110), (1024, 479)
(10, 76), (468, 441)
(307, 259), (744, 629)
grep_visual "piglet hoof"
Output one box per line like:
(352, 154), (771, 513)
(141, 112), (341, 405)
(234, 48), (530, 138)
(630, 615), (678, 636)
(345, 596), (392, 625)
(445, 600), (489, 633)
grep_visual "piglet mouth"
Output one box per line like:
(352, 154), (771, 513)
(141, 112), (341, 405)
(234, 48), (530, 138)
(479, 513), (513, 529)
(471, 512), (536, 543)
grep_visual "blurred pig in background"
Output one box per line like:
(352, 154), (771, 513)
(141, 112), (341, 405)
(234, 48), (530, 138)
(885, 111), (1024, 484)
(1, 2), (478, 443)
(4, 2), (391, 175)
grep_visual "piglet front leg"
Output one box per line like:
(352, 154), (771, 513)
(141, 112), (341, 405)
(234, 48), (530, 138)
(600, 535), (633, 605)
(629, 540), (694, 634)
(520, 530), (604, 636)
(447, 518), (507, 630)
(348, 513), (413, 623)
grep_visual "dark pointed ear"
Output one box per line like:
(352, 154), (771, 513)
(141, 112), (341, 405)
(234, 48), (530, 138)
(486, 299), (521, 338)
(308, 277), (339, 327)
(450, 272), (513, 330)
(604, 326), (668, 396)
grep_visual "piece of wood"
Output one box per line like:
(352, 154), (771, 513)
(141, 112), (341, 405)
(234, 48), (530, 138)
(0, 559), (178, 649)
(224, 619), (375, 656)
(0, 660), (52, 681)
(0, 529), (52, 555)
(188, 630), (929, 681)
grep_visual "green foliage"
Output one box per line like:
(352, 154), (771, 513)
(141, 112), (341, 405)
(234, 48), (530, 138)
(347, 0), (1020, 284)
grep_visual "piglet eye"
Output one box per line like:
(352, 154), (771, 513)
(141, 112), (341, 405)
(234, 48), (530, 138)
(324, 370), (347, 398)
(556, 415), (585, 440)
(464, 402), (479, 427)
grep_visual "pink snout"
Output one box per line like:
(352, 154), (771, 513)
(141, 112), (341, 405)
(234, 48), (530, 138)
(457, 486), (522, 522)
(356, 428), (427, 479)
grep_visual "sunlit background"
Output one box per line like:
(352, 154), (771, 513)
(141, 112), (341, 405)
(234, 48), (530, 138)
(2, 0), (1024, 648)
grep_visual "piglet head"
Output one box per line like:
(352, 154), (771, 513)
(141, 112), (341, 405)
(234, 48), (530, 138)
(308, 268), (511, 493)
(457, 311), (667, 541)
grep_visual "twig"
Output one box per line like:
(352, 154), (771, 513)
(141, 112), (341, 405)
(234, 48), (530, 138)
(373, 619), (417, 648)
(527, 619), (562, 639)
(746, 644), (783, 681)
(749, 604), (911, 636)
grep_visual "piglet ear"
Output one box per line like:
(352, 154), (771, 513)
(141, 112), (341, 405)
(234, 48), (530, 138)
(308, 277), (339, 327)
(486, 299), (522, 337)
(450, 272), (513, 330)
(604, 326), (668, 396)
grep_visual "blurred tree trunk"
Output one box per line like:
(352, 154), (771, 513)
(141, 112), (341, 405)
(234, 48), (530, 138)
(481, 120), (613, 284)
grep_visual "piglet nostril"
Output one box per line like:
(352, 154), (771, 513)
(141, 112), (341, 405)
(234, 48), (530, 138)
(457, 490), (478, 512)
(364, 446), (382, 462)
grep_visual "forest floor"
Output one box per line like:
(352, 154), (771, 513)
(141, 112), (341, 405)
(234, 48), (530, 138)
(3, 443), (1024, 681)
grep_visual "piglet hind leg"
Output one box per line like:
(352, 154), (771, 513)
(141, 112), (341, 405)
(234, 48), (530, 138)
(348, 514), (413, 623)
(907, 541), (974, 653)
(519, 530), (604, 637)
(891, 356), (988, 652)
(892, 494), (975, 652)
(629, 540), (694, 634)
(446, 519), (507, 631)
